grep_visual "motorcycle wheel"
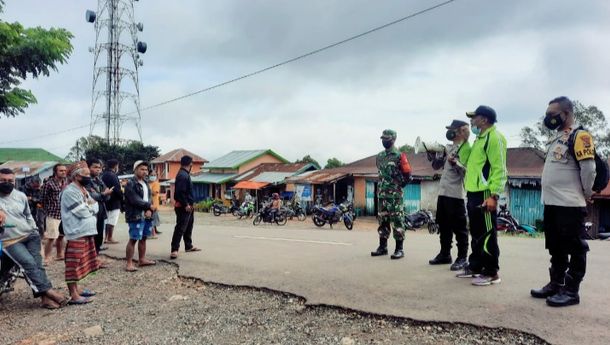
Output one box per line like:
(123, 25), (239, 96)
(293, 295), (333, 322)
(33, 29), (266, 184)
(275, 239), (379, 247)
(213, 208), (221, 216)
(232, 210), (241, 217)
(297, 212), (306, 221)
(253, 216), (262, 226)
(344, 217), (353, 230)
(428, 223), (439, 234)
(276, 214), (288, 226)
(312, 215), (326, 227)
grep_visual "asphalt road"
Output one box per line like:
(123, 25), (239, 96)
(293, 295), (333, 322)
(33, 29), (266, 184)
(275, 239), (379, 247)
(104, 211), (610, 345)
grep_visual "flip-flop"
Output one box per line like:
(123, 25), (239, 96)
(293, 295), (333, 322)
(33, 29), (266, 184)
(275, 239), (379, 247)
(41, 302), (60, 310)
(185, 247), (202, 252)
(125, 267), (139, 272)
(138, 260), (156, 267)
(105, 240), (120, 244)
(54, 257), (64, 261)
(68, 297), (92, 305)
(80, 289), (97, 297)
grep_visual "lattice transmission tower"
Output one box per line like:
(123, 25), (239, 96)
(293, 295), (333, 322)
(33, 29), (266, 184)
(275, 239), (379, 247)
(86, 0), (148, 144)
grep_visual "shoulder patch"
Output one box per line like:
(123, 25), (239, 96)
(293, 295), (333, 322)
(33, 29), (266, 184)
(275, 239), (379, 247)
(574, 131), (595, 161)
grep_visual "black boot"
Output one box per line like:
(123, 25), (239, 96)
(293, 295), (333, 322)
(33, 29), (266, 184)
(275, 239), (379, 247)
(390, 240), (404, 260)
(450, 257), (468, 271)
(546, 274), (580, 307)
(370, 238), (388, 256)
(531, 268), (564, 299)
(429, 253), (452, 265)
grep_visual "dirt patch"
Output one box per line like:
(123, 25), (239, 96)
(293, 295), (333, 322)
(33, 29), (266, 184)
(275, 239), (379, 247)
(0, 259), (549, 345)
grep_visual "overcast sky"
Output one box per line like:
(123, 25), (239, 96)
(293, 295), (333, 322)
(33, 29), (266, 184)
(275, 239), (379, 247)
(2, 0), (610, 165)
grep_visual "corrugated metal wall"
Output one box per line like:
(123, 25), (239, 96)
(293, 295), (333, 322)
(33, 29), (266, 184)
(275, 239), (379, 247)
(193, 183), (210, 202)
(508, 187), (543, 225)
(403, 183), (421, 214)
(365, 180), (376, 216)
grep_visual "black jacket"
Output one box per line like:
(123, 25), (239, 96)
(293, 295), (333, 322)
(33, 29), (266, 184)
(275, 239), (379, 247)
(124, 177), (152, 222)
(174, 168), (194, 207)
(101, 170), (123, 211)
(86, 176), (109, 219)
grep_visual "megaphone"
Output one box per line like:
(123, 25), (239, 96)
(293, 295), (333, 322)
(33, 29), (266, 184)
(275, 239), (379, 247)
(414, 137), (445, 154)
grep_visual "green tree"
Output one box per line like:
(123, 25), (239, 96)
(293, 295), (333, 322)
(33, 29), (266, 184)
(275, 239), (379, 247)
(295, 154), (321, 169)
(399, 144), (415, 154)
(324, 157), (345, 169)
(67, 135), (160, 174)
(0, 1), (73, 117)
(520, 100), (610, 157)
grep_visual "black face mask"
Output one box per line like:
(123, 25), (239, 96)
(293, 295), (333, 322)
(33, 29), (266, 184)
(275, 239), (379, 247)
(544, 113), (564, 130)
(78, 176), (93, 186)
(0, 182), (14, 195)
(382, 140), (393, 149)
(446, 130), (457, 141)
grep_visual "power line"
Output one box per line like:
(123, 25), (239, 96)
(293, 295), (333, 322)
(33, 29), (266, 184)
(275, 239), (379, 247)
(0, 0), (457, 143)
(0, 123), (90, 145)
(123, 0), (457, 115)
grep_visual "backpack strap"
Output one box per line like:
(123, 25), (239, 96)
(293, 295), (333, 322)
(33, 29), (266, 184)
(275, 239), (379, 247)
(567, 126), (585, 165)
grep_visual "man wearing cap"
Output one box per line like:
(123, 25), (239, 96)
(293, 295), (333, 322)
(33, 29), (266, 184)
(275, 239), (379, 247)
(371, 129), (412, 260)
(171, 155), (200, 260)
(123, 161), (157, 272)
(531, 96), (595, 307)
(456, 105), (507, 286)
(428, 120), (471, 271)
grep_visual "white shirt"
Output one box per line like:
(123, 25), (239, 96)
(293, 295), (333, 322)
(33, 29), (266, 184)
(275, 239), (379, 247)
(139, 180), (149, 202)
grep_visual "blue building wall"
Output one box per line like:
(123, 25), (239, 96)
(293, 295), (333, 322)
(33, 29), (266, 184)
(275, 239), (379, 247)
(509, 187), (543, 225)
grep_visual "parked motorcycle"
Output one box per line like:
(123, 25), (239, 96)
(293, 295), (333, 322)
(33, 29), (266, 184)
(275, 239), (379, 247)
(404, 209), (438, 233)
(1, 225), (22, 298)
(312, 201), (354, 230)
(234, 201), (255, 219)
(497, 205), (536, 236)
(212, 200), (240, 217)
(253, 206), (287, 226)
(283, 202), (306, 221)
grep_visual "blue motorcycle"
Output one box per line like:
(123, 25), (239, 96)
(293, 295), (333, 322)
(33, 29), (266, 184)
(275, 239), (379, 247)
(312, 201), (354, 230)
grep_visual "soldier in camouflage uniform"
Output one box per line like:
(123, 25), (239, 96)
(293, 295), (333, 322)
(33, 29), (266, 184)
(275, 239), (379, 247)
(371, 129), (412, 260)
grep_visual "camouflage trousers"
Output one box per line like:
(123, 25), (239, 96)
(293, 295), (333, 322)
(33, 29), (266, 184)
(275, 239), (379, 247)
(378, 198), (406, 241)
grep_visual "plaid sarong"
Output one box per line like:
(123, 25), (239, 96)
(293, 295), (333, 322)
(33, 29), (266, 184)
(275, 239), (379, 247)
(65, 236), (99, 283)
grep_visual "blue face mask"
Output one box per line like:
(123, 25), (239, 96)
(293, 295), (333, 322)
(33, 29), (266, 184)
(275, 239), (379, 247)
(471, 126), (481, 135)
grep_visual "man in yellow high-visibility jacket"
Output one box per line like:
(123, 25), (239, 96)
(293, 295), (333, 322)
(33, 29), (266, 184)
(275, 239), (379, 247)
(456, 105), (507, 287)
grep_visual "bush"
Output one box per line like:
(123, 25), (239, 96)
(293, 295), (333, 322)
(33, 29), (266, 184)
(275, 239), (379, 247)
(194, 199), (218, 213)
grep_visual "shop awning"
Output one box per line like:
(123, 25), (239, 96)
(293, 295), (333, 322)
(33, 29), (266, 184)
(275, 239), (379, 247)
(233, 181), (269, 190)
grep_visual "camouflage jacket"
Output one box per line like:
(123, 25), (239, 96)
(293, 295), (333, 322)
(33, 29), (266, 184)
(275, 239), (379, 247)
(377, 147), (409, 199)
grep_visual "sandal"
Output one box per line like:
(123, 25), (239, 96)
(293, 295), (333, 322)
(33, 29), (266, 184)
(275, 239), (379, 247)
(41, 301), (61, 309)
(105, 240), (120, 244)
(80, 289), (97, 297)
(138, 260), (156, 267)
(125, 266), (139, 272)
(68, 297), (92, 305)
(185, 247), (202, 252)
(170, 252), (178, 259)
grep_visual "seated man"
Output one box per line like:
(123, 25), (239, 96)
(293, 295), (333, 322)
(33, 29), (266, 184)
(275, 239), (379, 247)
(0, 168), (67, 309)
(269, 193), (282, 219)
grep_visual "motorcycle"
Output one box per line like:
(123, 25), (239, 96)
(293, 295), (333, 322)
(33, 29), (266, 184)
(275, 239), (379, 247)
(283, 202), (306, 221)
(212, 200), (240, 217)
(234, 201), (255, 219)
(404, 209), (438, 233)
(497, 205), (536, 236)
(0, 225), (22, 298)
(253, 206), (287, 226)
(312, 201), (354, 230)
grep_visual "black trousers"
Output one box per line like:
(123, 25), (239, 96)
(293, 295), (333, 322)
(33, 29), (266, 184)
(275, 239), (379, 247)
(466, 191), (500, 276)
(94, 215), (105, 253)
(171, 207), (194, 252)
(543, 205), (589, 283)
(436, 195), (468, 258)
